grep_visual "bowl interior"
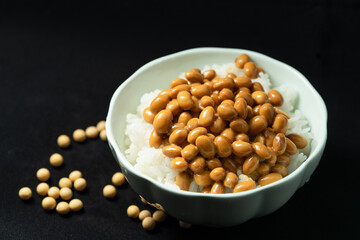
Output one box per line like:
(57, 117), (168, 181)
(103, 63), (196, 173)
(106, 47), (327, 193)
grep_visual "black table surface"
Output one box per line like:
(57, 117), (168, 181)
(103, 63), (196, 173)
(1, 1), (359, 239)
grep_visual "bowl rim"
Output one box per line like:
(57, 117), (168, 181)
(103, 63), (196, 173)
(106, 47), (328, 198)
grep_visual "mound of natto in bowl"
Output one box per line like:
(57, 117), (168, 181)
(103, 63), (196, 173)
(124, 54), (313, 193)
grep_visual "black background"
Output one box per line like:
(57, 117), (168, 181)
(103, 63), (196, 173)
(1, 0), (359, 239)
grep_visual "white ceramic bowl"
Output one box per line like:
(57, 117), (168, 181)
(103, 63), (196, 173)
(106, 47), (327, 227)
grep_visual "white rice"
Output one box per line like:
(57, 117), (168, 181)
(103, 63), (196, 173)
(124, 62), (313, 192)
